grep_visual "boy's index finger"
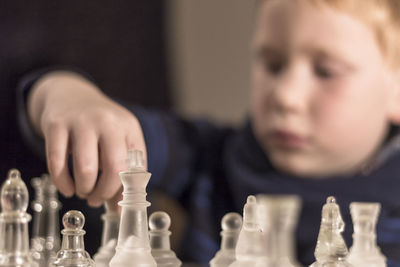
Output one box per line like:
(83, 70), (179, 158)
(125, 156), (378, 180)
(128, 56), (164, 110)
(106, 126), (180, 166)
(87, 132), (126, 206)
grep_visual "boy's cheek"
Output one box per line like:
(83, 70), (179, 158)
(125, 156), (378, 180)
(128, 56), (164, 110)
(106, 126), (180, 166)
(250, 76), (271, 122)
(251, 107), (271, 148)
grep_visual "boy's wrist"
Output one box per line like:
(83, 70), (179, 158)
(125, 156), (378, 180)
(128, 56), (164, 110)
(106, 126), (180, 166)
(27, 72), (52, 135)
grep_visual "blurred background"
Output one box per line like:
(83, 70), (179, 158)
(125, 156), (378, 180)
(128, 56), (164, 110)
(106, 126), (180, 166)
(167, 0), (254, 124)
(0, 0), (256, 259)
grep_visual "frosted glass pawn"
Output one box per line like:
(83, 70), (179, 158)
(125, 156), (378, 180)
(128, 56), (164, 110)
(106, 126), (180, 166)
(109, 149), (157, 267)
(31, 174), (61, 266)
(0, 169), (38, 267)
(229, 195), (268, 267)
(149, 211), (182, 267)
(257, 194), (302, 267)
(94, 201), (120, 267)
(310, 196), (352, 267)
(210, 212), (242, 267)
(50, 210), (94, 267)
(347, 202), (386, 267)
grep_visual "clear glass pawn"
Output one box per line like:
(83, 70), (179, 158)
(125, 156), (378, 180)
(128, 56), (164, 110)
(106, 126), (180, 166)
(109, 149), (157, 267)
(229, 195), (268, 267)
(31, 174), (61, 266)
(310, 196), (352, 267)
(347, 202), (386, 267)
(94, 201), (120, 267)
(257, 194), (302, 267)
(50, 210), (94, 267)
(149, 211), (182, 267)
(0, 169), (38, 267)
(210, 212), (242, 267)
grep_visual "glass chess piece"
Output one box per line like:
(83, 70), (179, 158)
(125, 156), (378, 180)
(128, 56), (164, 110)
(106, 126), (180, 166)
(50, 210), (94, 267)
(93, 201), (120, 267)
(229, 195), (268, 267)
(149, 211), (182, 267)
(310, 196), (352, 267)
(209, 212), (242, 267)
(347, 202), (386, 267)
(31, 174), (61, 266)
(109, 149), (157, 267)
(0, 169), (38, 267)
(256, 194), (302, 267)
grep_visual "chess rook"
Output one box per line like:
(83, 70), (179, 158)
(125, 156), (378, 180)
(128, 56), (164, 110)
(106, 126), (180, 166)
(109, 149), (157, 267)
(348, 202), (386, 267)
(149, 211), (182, 267)
(0, 169), (38, 267)
(50, 210), (94, 267)
(256, 195), (301, 267)
(31, 174), (61, 266)
(210, 212), (242, 267)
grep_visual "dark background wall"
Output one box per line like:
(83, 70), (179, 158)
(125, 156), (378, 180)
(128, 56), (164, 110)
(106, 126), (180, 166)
(0, 0), (169, 254)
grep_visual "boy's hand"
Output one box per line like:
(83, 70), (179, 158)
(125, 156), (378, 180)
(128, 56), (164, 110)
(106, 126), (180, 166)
(27, 71), (146, 207)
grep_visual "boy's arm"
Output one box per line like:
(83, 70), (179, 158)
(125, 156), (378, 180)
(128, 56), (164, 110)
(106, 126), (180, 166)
(18, 69), (230, 207)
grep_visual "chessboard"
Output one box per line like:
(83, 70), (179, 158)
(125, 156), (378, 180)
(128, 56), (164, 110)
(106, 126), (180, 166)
(0, 150), (387, 267)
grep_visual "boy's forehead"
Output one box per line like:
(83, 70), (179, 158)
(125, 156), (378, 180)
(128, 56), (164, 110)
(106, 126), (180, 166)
(254, 0), (379, 54)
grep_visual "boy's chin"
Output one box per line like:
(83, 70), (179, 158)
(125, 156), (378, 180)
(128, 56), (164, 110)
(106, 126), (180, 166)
(268, 153), (339, 179)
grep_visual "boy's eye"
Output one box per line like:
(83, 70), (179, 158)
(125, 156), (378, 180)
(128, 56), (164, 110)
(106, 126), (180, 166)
(263, 59), (285, 75)
(314, 64), (336, 79)
(313, 57), (353, 80)
(254, 47), (286, 75)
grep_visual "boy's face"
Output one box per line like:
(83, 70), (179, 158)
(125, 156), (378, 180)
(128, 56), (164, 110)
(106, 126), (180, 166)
(251, 0), (400, 177)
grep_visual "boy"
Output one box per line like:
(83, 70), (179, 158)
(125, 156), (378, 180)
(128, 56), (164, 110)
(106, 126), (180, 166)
(18, 0), (400, 265)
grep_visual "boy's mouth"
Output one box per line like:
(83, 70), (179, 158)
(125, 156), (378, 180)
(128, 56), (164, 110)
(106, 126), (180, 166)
(269, 129), (309, 149)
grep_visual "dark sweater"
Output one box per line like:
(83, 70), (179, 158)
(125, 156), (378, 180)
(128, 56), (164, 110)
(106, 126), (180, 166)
(131, 107), (400, 266)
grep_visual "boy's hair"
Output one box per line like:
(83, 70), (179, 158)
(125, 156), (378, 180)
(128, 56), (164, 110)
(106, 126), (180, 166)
(259, 0), (400, 68)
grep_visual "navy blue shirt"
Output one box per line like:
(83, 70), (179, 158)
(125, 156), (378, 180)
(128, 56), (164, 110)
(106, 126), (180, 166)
(132, 107), (400, 266)
(19, 74), (400, 266)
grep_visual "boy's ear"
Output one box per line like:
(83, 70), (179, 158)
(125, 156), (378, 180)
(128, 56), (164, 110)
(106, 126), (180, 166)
(387, 70), (400, 124)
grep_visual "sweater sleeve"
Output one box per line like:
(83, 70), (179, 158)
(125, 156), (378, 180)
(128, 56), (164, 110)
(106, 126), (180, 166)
(125, 106), (231, 200)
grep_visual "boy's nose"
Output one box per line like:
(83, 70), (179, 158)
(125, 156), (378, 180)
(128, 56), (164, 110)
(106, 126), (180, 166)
(270, 69), (310, 115)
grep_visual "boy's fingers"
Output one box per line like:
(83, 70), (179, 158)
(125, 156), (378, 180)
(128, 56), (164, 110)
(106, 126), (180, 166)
(44, 125), (74, 197)
(72, 129), (99, 198)
(87, 133), (126, 206)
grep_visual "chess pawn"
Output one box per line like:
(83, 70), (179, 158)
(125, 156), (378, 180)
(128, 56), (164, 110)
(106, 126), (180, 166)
(109, 149), (157, 267)
(149, 211), (182, 267)
(93, 202), (120, 267)
(229, 196), (268, 267)
(256, 194), (301, 267)
(31, 174), (61, 266)
(310, 196), (352, 267)
(347, 202), (386, 267)
(209, 212), (242, 267)
(50, 210), (94, 267)
(0, 169), (38, 267)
